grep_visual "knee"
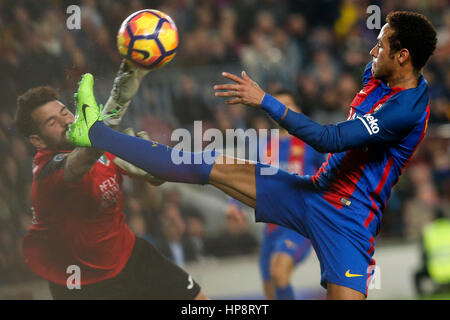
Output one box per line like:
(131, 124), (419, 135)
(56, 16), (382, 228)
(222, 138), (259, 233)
(270, 263), (291, 287)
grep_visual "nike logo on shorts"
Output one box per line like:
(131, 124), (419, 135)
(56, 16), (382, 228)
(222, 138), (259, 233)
(187, 275), (194, 290)
(345, 270), (364, 278)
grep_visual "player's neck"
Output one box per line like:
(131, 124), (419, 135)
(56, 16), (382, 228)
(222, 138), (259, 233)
(386, 68), (419, 89)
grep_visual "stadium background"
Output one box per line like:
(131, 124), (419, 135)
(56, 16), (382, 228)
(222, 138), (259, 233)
(0, 0), (448, 299)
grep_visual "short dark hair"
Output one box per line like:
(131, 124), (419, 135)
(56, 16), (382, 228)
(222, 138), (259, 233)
(386, 11), (437, 71)
(15, 86), (59, 137)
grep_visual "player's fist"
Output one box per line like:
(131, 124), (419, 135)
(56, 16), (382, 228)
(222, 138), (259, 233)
(102, 60), (150, 126)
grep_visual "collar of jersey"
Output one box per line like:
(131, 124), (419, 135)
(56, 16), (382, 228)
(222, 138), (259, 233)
(380, 74), (427, 91)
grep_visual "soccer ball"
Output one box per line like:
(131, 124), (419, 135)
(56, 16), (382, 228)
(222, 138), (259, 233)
(117, 9), (179, 69)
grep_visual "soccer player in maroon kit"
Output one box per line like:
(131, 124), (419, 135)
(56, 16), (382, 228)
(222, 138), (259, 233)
(15, 62), (208, 300)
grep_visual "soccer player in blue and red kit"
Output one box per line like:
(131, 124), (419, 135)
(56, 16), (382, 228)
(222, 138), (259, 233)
(67, 12), (437, 299)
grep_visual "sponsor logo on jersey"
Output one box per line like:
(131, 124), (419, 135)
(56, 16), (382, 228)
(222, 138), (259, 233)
(99, 174), (120, 208)
(357, 113), (380, 135)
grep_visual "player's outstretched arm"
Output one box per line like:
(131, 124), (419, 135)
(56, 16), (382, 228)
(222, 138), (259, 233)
(101, 60), (150, 128)
(214, 71), (423, 153)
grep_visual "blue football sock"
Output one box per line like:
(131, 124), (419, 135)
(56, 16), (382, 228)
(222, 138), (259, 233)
(275, 284), (295, 300)
(89, 122), (218, 184)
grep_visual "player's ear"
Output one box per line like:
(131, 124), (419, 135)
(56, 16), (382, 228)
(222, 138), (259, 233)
(397, 48), (410, 66)
(29, 134), (47, 150)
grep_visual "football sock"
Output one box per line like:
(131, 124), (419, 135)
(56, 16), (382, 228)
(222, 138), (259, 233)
(89, 121), (218, 184)
(275, 284), (295, 300)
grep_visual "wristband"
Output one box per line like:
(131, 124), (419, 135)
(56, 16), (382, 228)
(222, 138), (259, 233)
(261, 94), (288, 122)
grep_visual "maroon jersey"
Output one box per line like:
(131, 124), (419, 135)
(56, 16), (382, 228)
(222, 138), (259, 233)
(22, 150), (135, 285)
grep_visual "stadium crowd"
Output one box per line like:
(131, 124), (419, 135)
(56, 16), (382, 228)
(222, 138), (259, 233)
(0, 0), (448, 285)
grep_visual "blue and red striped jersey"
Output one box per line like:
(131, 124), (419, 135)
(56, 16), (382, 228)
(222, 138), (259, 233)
(261, 62), (430, 231)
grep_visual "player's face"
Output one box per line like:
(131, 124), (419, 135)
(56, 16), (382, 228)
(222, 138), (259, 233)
(370, 24), (396, 82)
(30, 100), (74, 150)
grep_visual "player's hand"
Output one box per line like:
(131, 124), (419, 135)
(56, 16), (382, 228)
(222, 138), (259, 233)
(214, 71), (265, 108)
(102, 60), (150, 126)
(113, 128), (165, 186)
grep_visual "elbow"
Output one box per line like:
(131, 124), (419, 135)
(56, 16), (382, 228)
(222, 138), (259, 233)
(310, 134), (344, 153)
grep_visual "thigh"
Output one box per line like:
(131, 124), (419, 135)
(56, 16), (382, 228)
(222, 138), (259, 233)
(49, 238), (202, 300)
(209, 155), (257, 207)
(125, 238), (202, 299)
(306, 198), (376, 297)
(48, 281), (73, 300)
(254, 162), (313, 238)
(48, 273), (128, 300)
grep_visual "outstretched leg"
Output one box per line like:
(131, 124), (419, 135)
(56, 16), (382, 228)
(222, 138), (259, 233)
(209, 155), (256, 208)
(67, 73), (258, 209)
(88, 122), (258, 206)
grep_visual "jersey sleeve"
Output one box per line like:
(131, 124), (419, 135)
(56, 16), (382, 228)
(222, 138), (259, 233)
(35, 153), (75, 191)
(36, 153), (68, 183)
(262, 91), (427, 153)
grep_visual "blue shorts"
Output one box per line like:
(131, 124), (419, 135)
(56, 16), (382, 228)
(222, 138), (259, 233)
(259, 225), (311, 282)
(254, 163), (377, 296)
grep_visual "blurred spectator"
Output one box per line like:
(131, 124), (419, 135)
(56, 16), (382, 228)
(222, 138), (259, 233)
(184, 212), (208, 260)
(155, 202), (199, 267)
(126, 196), (154, 244)
(172, 74), (214, 130)
(240, 10), (302, 91)
(205, 201), (258, 258)
(403, 162), (441, 240)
